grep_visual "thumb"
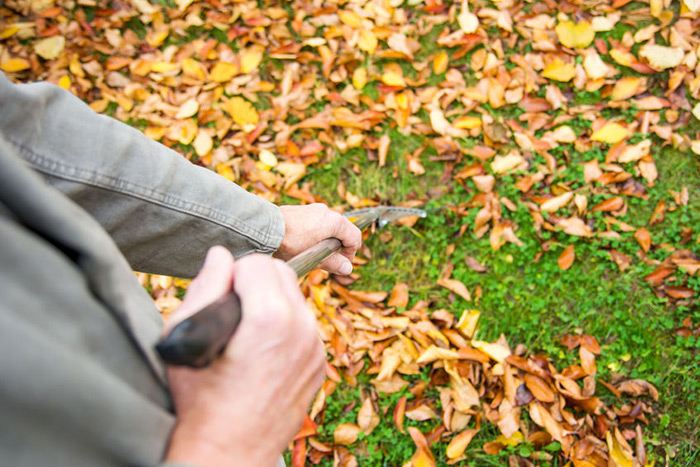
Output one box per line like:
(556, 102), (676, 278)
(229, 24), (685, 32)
(167, 246), (235, 329)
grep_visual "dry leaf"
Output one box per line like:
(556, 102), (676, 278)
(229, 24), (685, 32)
(541, 192), (573, 213)
(334, 423), (360, 445)
(437, 278), (472, 301)
(388, 282), (409, 308)
(591, 122), (628, 144)
(209, 62), (238, 82)
(176, 98), (199, 119)
(446, 429), (478, 459)
(639, 44), (684, 70)
(458, 1), (479, 34)
(34, 36), (65, 60)
(221, 97), (259, 127)
(542, 59), (576, 82)
(555, 20), (595, 48)
(558, 244), (575, 271)
(0, 58), (31, 72)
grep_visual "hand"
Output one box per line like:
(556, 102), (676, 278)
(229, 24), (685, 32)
(164, 247), (325, 466)
(274, 203), (362, 275)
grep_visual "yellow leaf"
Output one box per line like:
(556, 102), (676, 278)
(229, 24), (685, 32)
(0, 26), (19, 40)
(334, 423), (361, 445)
(209, 62), (239, 82)
(182, 58), (206, 80)
(146, 31), (169, 47)
(151, 62), (180, 73)
(416, 345), (460, 365)
(353, 67), (367, 90)
(540, 191), (574, 213)
(258, 149), (278, 167)
(458, 1), (479, 34)
(555, 20), (595, 49)
(178, 119), (198, 145)
(381, 70), (405, 87)
(216, 164), (236, 182)
(612, 77), (644, 101)
(453, 115), (481, 129)
(241, 45), (264, 74)
(639, 44), (684, 70)
(610, 48), (634, 67)
(606, 430), (635, 467)
(591, 122), (628, 144)
(34, 36), (65, 60)
(193, 131), (213, 157)
(583, 52), (608, 80)
(338, 10), (363, 28)
(57, 75), (71, 90)
(446, 429), (478, 459)
(221, 97), (259, 128)
(456, 309), (480, 338)
(0, 58), (30, 72)
(542, 59), (575, 82)
(471, 339), (511, 363)
(433, 51), (449, 74)
(358, 29), (378, 54)
(176, 98), (199, 119)
(693, 102), (700, 121)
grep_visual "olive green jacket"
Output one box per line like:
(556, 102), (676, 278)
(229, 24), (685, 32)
(0, 72), (284, 466)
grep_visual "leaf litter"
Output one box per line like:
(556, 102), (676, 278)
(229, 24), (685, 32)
(3, 0), (700, 464)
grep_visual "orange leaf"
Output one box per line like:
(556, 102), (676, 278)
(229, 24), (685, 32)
(524, 374), (556, 403)
(291, 438), (306, 467)
(581, 335), (601, 355)
(634, 228), (651, 252)
(649, 199), (666, 225)
(446, 429), (478, 459)
(333, 423), (360, 445)
(558, 244), (575, 271)
(437, 278), (472, 301)
(591, 196), (624, 213)
(394, 396), (407, 434)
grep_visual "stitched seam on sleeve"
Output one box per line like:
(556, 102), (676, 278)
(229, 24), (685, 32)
(10, 140), (280, 251)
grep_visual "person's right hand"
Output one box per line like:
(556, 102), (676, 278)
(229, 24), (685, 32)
(164, 247), (325, 466)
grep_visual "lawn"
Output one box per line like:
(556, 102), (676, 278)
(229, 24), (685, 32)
(2, 0), (700, 465)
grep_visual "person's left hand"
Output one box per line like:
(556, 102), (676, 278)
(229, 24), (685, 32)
(274, 204), (362, 275)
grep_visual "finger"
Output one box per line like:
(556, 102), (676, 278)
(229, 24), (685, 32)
(328, 212), (362, 258)
(318, 252), (353, 275)
(231, 254), (293, 325)
(166, 246), (235, 330)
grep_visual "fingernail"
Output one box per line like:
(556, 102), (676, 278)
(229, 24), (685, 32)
(338, 260), (353, 275)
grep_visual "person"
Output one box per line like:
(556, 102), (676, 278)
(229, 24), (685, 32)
(0, 71), (361, 466)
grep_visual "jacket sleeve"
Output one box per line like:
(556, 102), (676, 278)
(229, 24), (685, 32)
(0, 72), (284, 278)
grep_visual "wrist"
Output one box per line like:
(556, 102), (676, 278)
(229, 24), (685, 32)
(165, 419), (280, 467)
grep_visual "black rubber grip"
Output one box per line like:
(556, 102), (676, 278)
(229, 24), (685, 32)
(155, 291), (242, 368)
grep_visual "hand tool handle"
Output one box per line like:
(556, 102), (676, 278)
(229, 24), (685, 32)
(156, 292), (241, 368)
(156, 209), (378, 368)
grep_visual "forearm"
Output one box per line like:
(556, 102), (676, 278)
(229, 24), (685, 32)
(0, 72), (284, 277)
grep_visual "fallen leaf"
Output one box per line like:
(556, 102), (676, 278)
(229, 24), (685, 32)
(555, 20), (595, 48)
(176, 98), (199, 119)
(0, 57), (31, 72)
(639, 44), (684, 70)
(240, 45), (264, 74)
(616, 380), (659, 400)
(458, 1), (479, 34)
(209, 62), (238, 82)
(193, 131), (213, 157)
(446, 429), (478, 459)
(357, 398), (380, 434)
(221, 97), (259, 127)
(591, 123), (628, 144)
(591, 196), (624, 213)
(634, 228), (651, 252)
(524, 374), (556, 403)
(542, 59), (576, 82)
(334, 423), (361, 445)
(437, 278), (471, 301)
(34, 36), (65, 60)
(558, 244), (575, 271)
(388, 282), (409, 308)
(612, 77), (644, 101)
(541, 191), (573, 213)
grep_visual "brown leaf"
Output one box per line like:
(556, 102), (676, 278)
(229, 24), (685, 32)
(649, 199), (666, 225)
(644, 266), (674, 285)
(581, 335), (601, 355)
(387, 282), (409, 308)
(609, 249), (632, 271)
(334, 423), (360, 445)
(558, 244), (575, 270)
(664, 286), (695, 299)
(591, 196), (624, 213)
(634, 228), (652, 252)
(394, 396), (407, 434)
(560, 334), (581, 350)
(464, 254), (487, 272)
(446, 429), (478, 459)
(524, 374), (556, 403)
(616, 379), (659, 401)
(580, 346), (597, 375)
(437, 278), (472, 301)
(408, 427), (436, 467)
